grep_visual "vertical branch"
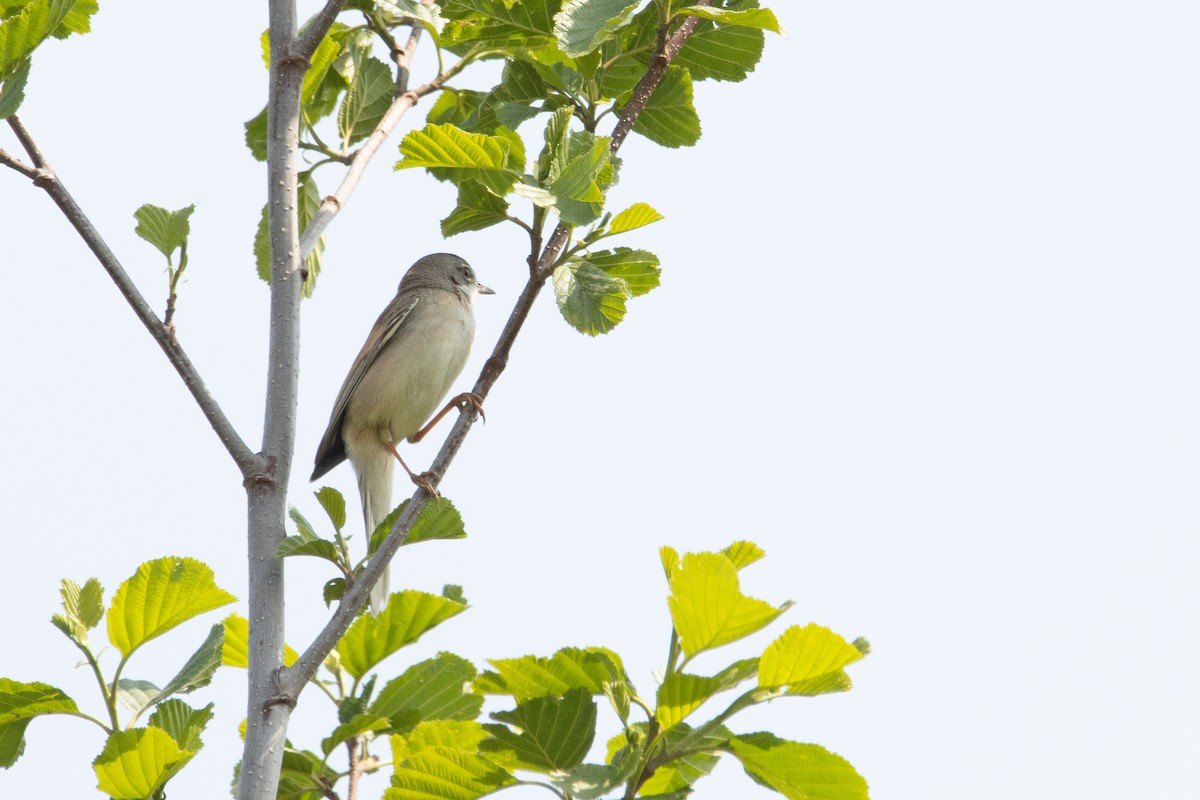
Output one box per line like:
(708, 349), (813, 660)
(237, 0), (320, 798)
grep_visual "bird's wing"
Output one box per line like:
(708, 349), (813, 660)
(311, 293), (421, 481)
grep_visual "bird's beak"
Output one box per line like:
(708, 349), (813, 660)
(477, 283), (496, 295)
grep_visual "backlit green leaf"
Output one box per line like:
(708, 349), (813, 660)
(133, 204), (195, 261)
(476, 647), (626, 701)
(728, 733), (869, 800)
(93, 727), (193, 800)
(758, 624), (864, 695)
(655, 673), (721, 731)
(338, 591), (467, 678)
(107, 558), (235, 658)
(667, 552), (792, 658)
(677, 5), (783, 33)
(607, 202), (663, 234)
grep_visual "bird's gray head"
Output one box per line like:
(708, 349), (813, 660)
(399, 253), (495, 301)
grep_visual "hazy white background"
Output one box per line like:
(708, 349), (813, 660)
(2, 2), (1197, 798)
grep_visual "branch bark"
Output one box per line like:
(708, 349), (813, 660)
(1, 116), (259, 475)
(236, 0), (309, 795)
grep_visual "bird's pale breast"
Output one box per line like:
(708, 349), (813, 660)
(344, 291), (474, 445)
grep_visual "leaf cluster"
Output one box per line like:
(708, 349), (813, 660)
(0, 558), (235, 798)
(268, 526), (869, 800)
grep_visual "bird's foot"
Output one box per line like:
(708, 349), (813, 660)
(450, 391), (486, 424)
(412, 470), (441, 498)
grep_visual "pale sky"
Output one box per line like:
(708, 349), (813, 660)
(2, 3), (1198, 799)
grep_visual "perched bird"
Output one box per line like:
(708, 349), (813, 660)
(311, 253), (494, 612)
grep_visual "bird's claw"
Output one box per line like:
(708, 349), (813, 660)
(413, 470), (441, 498)
(455, 392), (486, 424)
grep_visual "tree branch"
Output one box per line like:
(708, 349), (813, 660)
(297, 0), (350, 59)
(299, 57), (469, 258)
(237, 0), (309, 795)
(610, 0), (713, 152)
(2, 115), (259, 474)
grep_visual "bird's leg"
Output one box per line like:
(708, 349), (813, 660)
(409, 392), (486, 443)
(385, 442), (440, 497)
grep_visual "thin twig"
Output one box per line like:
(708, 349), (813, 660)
(4, 115), (259, 474)
(0, 147), (39, 179)
(297, 0), (350, 59)
(298, 58), (469, 258)
(610, 0), (713, 151)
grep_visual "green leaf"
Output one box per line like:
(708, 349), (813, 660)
(339, 53), (394, 147)
(148, 700), (214, 753)
(396, 123), (519, 196)
(338, 591), (467, 678)
(93, 727), (193, 800)
(276, 535), (342, 563)
(712, 657), (760, 692)
(584, 247), (661, 297)
(277, 745), (340, 798)
(53, 576), (105, 643)
(376, 0), (448, 37)
(553, 260), (628, 335)
(298, 172), (324, 297)
(632, 64), (700, 147)
(607, 723), (726, 795)
(545, 130), (614, 225)
(392, 719), (490, 759)
(324, 577), (347, 607)
(608, 201), (663, 234)
(487, 688), (596, 771)
(728, 733), (869, 800)
(156, 622), (226, 701)
(301, 33), (342, 117)
(133, 204), (195, 261)
(441, 180), (511, 237)
(674, 6), (765, 83)
(371, 653), (482, 730)
(758, 624), (864, 696)
(553, 0), (641, 58)
(0, 678), (78, 724)
(221, 614), (298, 669)
(551, 760), (638, 800)
(289, 506), (320, 541)
(107, 558), (236, 659)
(315, 486), (347, 531)
(0, 0), (96, 79)
(115, 680), (161, 714)
(370, 497), (469, 555)
(387, 746), (515, 800)
(0, 56), (29, 118)
(254, 204), (270, 282)
(655, 673), (721, 731)
(666, 552), (792, 658)
(244, 106), (268, 161)
(476, 647), (626, 702)
(441, 0), (557, 52)
(723, 540), (767, 570)
(0, 719), (29, 768)
(256, 177), (322, 296)
(321, 713), (391, 756)
(677, 5), (783, 34)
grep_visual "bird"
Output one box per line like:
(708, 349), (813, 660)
(311, 253), (494, 613)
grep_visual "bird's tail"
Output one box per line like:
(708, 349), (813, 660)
(356, 448), (395, 615)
